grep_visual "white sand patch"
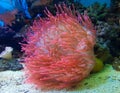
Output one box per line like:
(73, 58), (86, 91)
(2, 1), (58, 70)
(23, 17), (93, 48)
(0, 64), (119, 93)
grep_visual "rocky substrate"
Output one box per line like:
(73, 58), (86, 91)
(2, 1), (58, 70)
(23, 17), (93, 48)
(0, 59), (23, 71)
(0, 64), (120, 93)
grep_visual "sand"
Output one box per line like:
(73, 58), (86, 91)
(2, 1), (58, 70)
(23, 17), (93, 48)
(0, 64), (119, 93)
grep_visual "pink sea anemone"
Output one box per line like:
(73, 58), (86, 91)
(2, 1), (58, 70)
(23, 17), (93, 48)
(22, 4), (96, 90)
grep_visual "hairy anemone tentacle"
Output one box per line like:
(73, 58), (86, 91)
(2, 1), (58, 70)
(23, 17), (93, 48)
(22, 4), (96, 90)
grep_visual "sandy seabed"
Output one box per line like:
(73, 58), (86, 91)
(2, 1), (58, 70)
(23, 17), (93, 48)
(0, 64), (119, 93)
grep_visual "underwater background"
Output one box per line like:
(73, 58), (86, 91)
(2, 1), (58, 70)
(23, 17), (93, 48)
(0, 0), (120, 93)
(76, 0), (111, 7)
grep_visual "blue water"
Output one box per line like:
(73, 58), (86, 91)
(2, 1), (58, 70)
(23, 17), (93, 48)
(0, 0), (111, 14)
(0, 0), (31, 18)
(75, 0), (111, 7)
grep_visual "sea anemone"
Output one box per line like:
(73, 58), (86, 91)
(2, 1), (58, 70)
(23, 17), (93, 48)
(22, 4), (96, 90)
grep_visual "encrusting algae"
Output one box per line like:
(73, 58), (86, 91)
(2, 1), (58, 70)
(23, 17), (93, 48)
(22, 4), (96, 90)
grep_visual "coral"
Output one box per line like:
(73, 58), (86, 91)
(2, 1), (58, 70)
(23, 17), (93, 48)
(0, 25), (25, 51)
(0, 9), (18, 25)
(65, 0), (86, 13)
(0, 46), (13, 60)
(17, 0), (32, 19)
(22, 4), (96, 90)
(30, 0), (53, 7)
(111, 0), (120, 13)
(87, 2), (109, 24)
(0, 9), (31, 51)
(94, 43), (113, 64)
(28, 0), (84, 18)
(96, 21), (120, 57)
(112, 57), (120, 71)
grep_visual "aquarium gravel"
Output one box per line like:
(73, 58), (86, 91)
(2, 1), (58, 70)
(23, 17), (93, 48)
(0, 64), (119, 93)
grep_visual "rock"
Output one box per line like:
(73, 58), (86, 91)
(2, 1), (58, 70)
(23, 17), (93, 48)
(0, 58), (23, 71)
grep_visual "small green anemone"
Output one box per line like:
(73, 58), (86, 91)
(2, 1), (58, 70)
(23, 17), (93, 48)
(92, 58), (104, 73)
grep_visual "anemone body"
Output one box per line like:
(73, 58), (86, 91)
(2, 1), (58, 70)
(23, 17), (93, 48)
(22, 4), (96, 90)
